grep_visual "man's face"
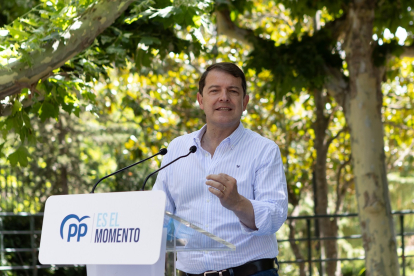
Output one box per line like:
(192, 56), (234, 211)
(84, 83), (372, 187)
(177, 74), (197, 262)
(197, 70), (249, 129)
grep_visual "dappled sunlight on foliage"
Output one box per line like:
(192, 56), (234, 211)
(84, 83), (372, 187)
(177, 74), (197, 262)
(1, 0), (414, 274)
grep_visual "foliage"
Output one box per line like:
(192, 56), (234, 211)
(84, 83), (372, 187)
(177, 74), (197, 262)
(383, 57), (414, 180)
(1, 0), (414, 275)
(0, 0), (97, 64)
(275, 0), (414, 39)
(246, 28), (343, 98)
(0, 0), (214, 166)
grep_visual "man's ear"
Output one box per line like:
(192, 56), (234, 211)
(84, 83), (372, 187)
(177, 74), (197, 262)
(197, 92), (204, 110)
(242, 94), (249, 111)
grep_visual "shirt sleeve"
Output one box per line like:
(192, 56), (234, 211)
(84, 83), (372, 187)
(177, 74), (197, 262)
(240, 144), (288, 236)
(152, 144), (176, 227)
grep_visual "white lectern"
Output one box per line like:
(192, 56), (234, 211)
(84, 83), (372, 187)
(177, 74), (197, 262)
(39, 191), (235, 276)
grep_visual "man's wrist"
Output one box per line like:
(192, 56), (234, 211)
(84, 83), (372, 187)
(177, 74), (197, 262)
(231, 196), (257, 230)
(230, 195), (246, 213)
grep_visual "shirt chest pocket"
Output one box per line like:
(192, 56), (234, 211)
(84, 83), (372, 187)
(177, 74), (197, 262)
(213, 161), (255, 200)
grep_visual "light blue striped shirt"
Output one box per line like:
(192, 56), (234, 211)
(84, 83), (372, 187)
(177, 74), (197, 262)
(153, 122), (288, 273)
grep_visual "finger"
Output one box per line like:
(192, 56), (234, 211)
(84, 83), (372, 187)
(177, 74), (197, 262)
(208, 187), (224, 198)
(206, 173), (230, 183)
(219, 173), (231, 182)
(206, 180), (224, 191)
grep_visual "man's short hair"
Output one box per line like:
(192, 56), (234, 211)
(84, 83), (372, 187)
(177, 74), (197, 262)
(198, 62), (247, 96)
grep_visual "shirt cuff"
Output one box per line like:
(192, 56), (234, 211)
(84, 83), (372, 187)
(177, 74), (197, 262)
(239, 199), (275, 235)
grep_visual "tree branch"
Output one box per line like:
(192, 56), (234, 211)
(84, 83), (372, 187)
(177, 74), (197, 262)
(335, 154), (352, 214)
(325, 126), (348, 149)
(215, 6), (255, 48)
(324, 66), (349, 109)
(0, 0), (136, 100)
(323, 12), (350, 42)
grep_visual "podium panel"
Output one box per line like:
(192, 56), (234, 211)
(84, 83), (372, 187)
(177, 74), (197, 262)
(86, 228), (167, 276)
(39, 191), (166, 265)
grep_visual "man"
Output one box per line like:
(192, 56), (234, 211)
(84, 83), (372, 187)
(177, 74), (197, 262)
(153, 62), (288, 276)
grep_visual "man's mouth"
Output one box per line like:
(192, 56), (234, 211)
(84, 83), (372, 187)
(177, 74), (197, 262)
(216, 107), (232, 111)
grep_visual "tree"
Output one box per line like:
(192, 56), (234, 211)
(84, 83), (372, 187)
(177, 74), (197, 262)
(215, 0), (414, 275)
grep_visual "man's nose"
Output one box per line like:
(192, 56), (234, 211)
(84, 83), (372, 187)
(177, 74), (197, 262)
(219, 90), (230, 101)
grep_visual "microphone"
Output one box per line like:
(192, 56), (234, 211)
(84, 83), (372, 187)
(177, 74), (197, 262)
(90, 148), (168, 193)
(141, 146), (197, 191)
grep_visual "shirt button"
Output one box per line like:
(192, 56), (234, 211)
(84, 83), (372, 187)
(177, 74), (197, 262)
(205, 153), (208, 157)
(207, 199), (210, 203)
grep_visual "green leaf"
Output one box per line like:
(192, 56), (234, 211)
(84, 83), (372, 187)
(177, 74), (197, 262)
(50, 86), (57, 99)
(106, 45), (126, 55)
(40, 32), (60, 41)
(6, 25), (30, 40)
(8, 146), (30, 167)
(21, 88), (29, 95)
(39, 102), (59, 122)
(230, 11), (237, 21)
(82, 91), (96, 101)
(100, 35), (114, 44)
(19, 126), (28, 143)
(20, 18), (40, 27)
(139, 36), (161, 45)
(135, 48), (152, 70)
(5, 116), (23, 132)
(12, 100), (22, 115)
(22, 112), (31, 128)
(73, 106), (80, 117)
(32, 102), (42, 114)
(62, 103), (74, 114)
(173, 10), (185, 24)
(184, 14), (194, 27)
(0, 141), (6, 158)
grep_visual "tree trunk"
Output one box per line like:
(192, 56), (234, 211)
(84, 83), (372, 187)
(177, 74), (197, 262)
(57, 119), (69, 194)
(344, 2), (399, 275)
(0, 0), (136, 100)
(313, 89), (339, 276)
(288, 207), (306, 276)
(59, 166), (69, 195)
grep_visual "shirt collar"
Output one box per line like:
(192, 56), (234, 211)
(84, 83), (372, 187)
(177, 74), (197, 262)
(193, 122), (245, 150)
(226, 122), (245, 149)
(194, 125), (207, 148)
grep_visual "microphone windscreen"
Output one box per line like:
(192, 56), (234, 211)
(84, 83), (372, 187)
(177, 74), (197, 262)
(159, 148), (168, 155)
(189, 146), (197, 153)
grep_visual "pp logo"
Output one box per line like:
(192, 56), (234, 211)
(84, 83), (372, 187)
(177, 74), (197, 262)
(60, 214), (90, 242)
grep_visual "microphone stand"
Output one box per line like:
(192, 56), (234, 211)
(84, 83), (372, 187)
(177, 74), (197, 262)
(90, 148), (167, 193)
(141, 146), (197, 191)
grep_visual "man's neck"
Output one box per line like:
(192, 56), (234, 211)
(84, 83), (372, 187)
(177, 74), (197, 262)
(201, 122), (240, 157)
